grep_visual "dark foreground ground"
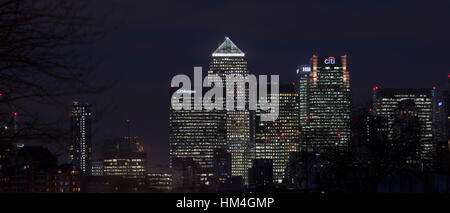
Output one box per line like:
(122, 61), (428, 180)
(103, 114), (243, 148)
(2, 193), (448, 212)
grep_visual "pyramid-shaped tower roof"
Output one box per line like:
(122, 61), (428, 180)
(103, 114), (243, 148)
(212, 37), (245, 57)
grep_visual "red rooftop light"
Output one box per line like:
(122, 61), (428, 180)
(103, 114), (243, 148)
(126, 120), (130, 123)
(13, 112), (18, 116)
(337, 133), (341, 137)
(373, 86), (379, 90)
(369, 108), (373, 112)
(432, 86), (436, 90)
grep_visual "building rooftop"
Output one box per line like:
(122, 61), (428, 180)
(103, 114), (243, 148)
(212, 37), (245, 57)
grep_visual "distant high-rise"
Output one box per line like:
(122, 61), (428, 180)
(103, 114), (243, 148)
(169, 88), (226, 185)
(298, 64), (311, 152)
(373, 88), (435, 169)
(147, 173), (173, 192)
(91, 161), (104, 176)
(433, 94), (447, 171)
(209, 37), (253, 184)
(103, 136), (147, 180)
(303, 55), (351, 151)
(298, 64), (311, 129)
(70, 101), (92, 175)
(255, 84), (300, 183)
(436, 77), (450, 172)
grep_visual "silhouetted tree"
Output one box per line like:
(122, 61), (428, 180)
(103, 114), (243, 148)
(0, 0), (113, 150)
(293, 103), (425, 193)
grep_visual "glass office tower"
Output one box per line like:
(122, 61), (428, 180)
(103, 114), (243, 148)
(298, 65), (311, 128)
(209, 37), (253, 184)
(303, 55), (350, 152)
(255, 84), (300, 183)
(169, 88), (226, 185)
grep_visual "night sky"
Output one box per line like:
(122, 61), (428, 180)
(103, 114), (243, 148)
(84, 0), (450, 167)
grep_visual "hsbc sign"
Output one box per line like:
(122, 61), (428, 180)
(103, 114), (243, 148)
(324, 56), (336, 65)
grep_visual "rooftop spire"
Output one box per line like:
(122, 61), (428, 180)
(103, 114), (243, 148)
(212, 36), (245, 57)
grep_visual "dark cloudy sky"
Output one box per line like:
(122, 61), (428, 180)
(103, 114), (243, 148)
(84, 0), (450, 167)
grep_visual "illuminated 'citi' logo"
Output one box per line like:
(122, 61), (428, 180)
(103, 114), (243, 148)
(324, 56), (336, 65)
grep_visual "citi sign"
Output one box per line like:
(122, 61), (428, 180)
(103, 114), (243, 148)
(324, 56), (336, 65)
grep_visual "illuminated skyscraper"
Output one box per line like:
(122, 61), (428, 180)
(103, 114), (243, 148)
(209, 37), (253, 184)
(255, 84), (300, 183)
(169, 88), (226, 185)
(70, 101), (92, 175)
(297, 64), (311, 151)
(372, 88), (435, 169)
(298, 65), (311, 129)
(303, 55), (350, 151)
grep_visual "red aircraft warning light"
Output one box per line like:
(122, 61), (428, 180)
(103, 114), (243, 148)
(13, 112), (18, 116)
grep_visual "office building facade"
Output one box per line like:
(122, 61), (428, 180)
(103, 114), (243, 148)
(103, 136), (147, 180)
(255, 84), (300, 183)
(147, 173), (173, 191)
(169, 88), (226, 185)
(303, 55), (351, 152)
(209, 37), (253, 184)
(298, 64), (311, 129)
(91, 161), (104, 176)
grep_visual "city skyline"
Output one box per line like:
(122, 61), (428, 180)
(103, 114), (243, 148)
(81, 0), (450, 167)
(106, 57), (448, 170)
(2, 0), (450, 192)
(68, 38), (450, 168)
(3, 1), (450, 210)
